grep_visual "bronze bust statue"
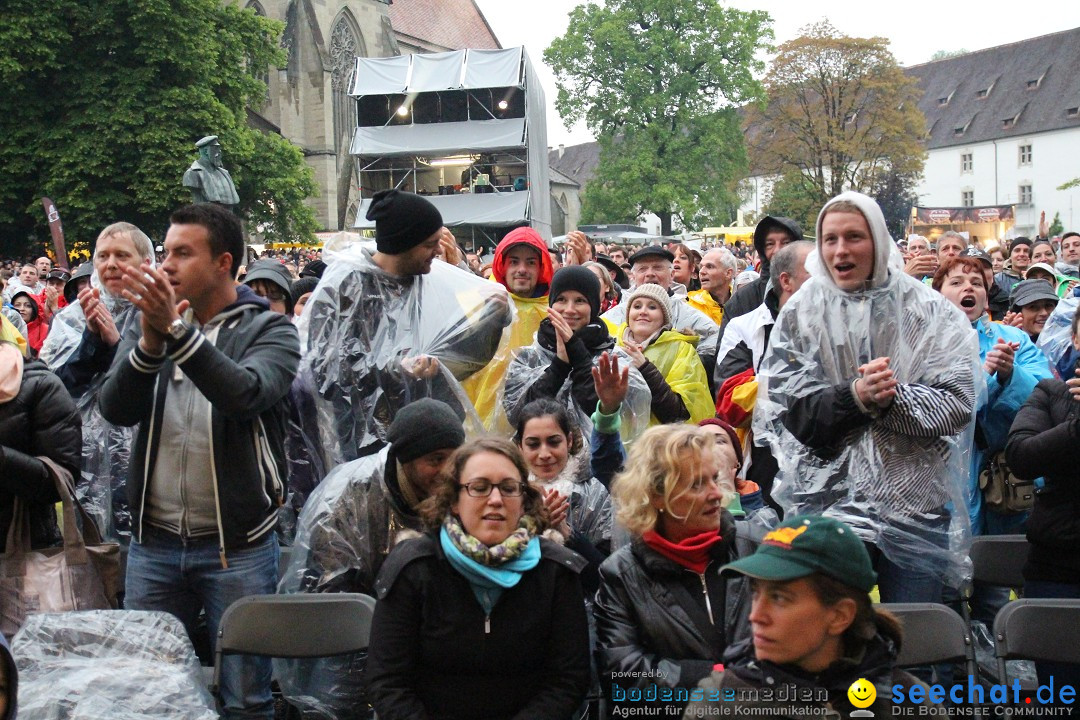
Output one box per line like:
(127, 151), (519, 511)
(183, 135), (240, 206)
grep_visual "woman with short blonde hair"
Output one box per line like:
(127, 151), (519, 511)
(595, 424), (752, 716)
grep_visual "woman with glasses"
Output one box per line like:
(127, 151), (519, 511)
(365, 437), (591, 720)
(595, 424), (754, 716)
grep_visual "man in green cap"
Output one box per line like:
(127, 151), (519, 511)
(684, 515), (926, 718)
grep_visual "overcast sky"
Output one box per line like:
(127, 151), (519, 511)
(474, 0), (1080, 148)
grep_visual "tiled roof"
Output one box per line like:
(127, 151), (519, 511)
(548, 142), (600, 188)
(907, 27), (1080, 150)
(388, 0), (500, 52)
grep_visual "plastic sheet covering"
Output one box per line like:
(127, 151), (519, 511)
(531, 446), (612, 553)
(353, 193), (531, 230)
(350, 118), (527, 158)
(501, 343), (652, 445)
(276, 447), (422, 718)
(461, 292), (545, 432)
(306, 244), (511, 465)
(39, 298), (141, 543)
(1036, 295), (1078, 378)
(13, 610), (217, 719)
(754, 194), (982, 585)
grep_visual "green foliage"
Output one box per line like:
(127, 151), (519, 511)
(545, 0), (771, 234)
(870, 167), (921, 241)
(1048, 211), (1064, 238)
(0, 0), (317, 260)
(762, 170), (821, 235)
(1059, 178), (1080, 191)
(929, 48), (968, 61)
(749, 21), (927, 206)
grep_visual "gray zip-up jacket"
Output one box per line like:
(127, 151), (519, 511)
(99, 287), (300, 562)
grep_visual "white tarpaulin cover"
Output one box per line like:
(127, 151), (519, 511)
(350, 118), (526, 157)
(350, 48), (522, 96)
(354, 192), (530, 229)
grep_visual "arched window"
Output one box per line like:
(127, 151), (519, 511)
(330, 12), (366, 153)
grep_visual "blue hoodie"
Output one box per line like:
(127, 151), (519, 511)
(969, 317), (1053, 535)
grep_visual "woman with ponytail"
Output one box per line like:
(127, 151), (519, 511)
(685, 515), (927, 718)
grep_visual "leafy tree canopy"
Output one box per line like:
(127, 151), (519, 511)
(747, 21), (927, 215)
(0, 0), (319, 260)
(545, 0), (771, 234)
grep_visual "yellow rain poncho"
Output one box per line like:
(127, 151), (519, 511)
(615, 324), (714, 426)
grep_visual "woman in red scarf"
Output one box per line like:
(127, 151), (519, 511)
(595, 424), (754, 715)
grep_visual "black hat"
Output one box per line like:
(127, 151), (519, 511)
(46, 268), (71, 283)
(244, 260), (294, 313)
(386, 398), (465, 463)
(299, 259), (326, 279)
(594, 254), (629, 289)
(64, 263), (94, 304)
(1010, 237), (1033, 255)
(1010, 279), (1059, 309)
(627, 245), (675, 267)
(961, 246), (993, 269)
(549, 265), (602, 322)
(366, 189), (443, 255)
(291, 276), (319, 301)
(754, 216), (804, 249)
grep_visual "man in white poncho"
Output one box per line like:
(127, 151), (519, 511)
(754, 192), (982, 603)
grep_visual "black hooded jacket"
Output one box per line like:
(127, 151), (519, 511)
(717, 216), (803, 339)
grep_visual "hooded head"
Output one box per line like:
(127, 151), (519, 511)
(10, 291), (39, 325)
(809, 191), (902, 292)
(493, 227), (553, 298)
(549, 266), (601, 323)
(753, 216), (803, 272)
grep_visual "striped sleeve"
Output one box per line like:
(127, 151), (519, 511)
(878, 379), (975, 438)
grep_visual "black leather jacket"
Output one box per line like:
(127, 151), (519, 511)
(594, 511), (758, 710)
(0, 358), (82, 551)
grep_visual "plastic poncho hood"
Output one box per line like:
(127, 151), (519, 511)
(616, 324), (714, 426)
(754, 191), (983, 583)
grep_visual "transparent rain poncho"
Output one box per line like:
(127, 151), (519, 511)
(1036, 294), (1079, 378)
(501, 342), (652, 445)
(39, 252), (154, 543)
(305, 244), (512, 466)
(531, 445), (613, 553)
(754, 192), (983, 585)
(13, 610), (217, 719)
(276, 446), (424, 718)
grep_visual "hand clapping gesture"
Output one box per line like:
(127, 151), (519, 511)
(983, 338), (1019, 383)
(547, 307), (575, 364)
(855, 356), (898, 410)
(78, 287), (121, 347)
(591, 351), (629, 414)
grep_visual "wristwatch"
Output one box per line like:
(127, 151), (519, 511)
(167, 318), (189, 341)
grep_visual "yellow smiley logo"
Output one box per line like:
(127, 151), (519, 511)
(848, 678), (876, 709)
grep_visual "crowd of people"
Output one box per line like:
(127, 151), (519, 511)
(2, 188), (1080, 720)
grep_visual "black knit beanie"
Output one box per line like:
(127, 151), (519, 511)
(291, 275), (319, 300)
(366, 189), (444, 255)
(386, 398), (465, 463)
(548, 265), (601, 322)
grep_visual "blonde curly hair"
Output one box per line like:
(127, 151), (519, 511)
(611, 424), (715, 536)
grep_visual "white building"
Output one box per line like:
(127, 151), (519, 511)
(740, 27), (1080, 238)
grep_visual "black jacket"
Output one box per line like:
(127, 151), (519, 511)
(99, 288), (300, 556)
(1006, 378), (1080, 583)
(717, 215), (802, 341)
(365, 532), (591, 720)
(594, 512), (755, 714)
(0, 358), (81, 551)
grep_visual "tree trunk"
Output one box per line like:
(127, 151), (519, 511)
(657, 211), (673, 237)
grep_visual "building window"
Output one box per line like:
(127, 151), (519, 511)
(961, 153), (973, 172)
(1068, 107), (1079, 119)
(976, 88), (988, 99)
(962, 190), (974, 207)
(330, 13), (366, 155)
(1019, 144), (1032, 165)
(1019, 185), (1033, 205)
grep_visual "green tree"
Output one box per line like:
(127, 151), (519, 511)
(545, 0), (771, 235)
(747, 21), (927, 212)
(0, 0), (318, 260)
(762, 170), (821, 235)
(1048, 211), (1064, 237)
(929, 48), (968, 61)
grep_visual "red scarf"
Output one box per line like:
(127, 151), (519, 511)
(642, 529), (726, 574)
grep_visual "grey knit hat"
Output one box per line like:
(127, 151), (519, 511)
(625, 283), (673, 329)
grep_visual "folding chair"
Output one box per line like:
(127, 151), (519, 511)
(878, 602), (977, 678)
(993, 598), (1080, 686)
(210, 593), (376, 699)
(968, 535), (1029, 594)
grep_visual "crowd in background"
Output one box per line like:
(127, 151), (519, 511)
(3, 191), (1080, 720)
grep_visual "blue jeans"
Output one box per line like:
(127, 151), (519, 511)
(1023, 580), (1080, 691)
(125, 528), (279, 719)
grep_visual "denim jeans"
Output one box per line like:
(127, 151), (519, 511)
(1023, 580), (1080, 691)
(125, 528), (279, 719)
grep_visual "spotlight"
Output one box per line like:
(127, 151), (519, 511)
(396, 105), (409, 116)
(497, 100), (509, 110)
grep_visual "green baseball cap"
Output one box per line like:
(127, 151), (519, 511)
(721, 515), (877, 593)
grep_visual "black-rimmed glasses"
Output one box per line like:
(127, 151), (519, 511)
(458, 480), (525, 498)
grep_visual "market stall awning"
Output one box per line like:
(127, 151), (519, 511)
(350, 119), (526, 157)
(353, 192), (530, 229)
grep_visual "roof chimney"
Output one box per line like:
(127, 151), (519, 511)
(558, 144), (565, 159)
